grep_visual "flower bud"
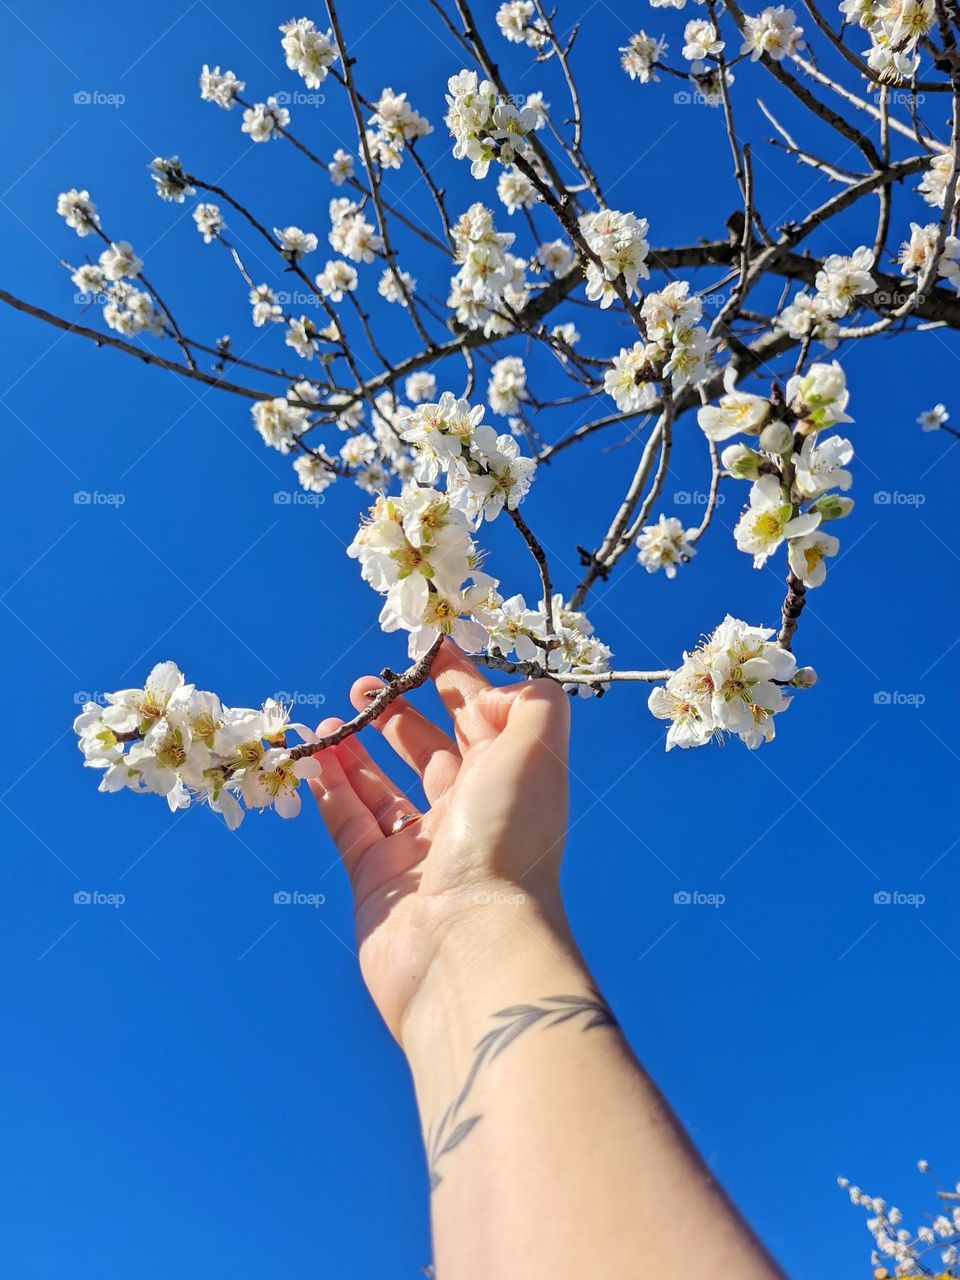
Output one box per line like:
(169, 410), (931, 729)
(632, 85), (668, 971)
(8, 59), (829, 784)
(813, 494), (854, 520)
(759, 419), (794, 455)
(720, 443), (761, 479)
(791, 666), (818, 689)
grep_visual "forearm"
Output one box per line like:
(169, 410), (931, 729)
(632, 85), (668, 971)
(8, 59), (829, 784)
(401, 889), (783, 1280)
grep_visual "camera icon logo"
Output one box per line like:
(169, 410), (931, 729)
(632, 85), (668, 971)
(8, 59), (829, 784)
(274, 890), (292, 905)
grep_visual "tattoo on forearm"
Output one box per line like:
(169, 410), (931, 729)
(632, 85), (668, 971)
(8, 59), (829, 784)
(426, 990), (618, 1190)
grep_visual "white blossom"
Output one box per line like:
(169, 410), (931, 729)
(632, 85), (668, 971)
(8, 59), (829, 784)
(275, 225), (318, 260)
(315, 258), (358, 301)
(649, 616), (799, 750)
(249, 283), (282, 327)
(787, 529), (839, 587)
(328, 148), (354, 186)
(488, 356), (528, 415)
(56, 188), (100, 236)
(279, 17), (338, 88)
(636, 515), (696, 577)
(741, 6), (805, 60)
(405, 371), (437, 403)
(199, 65), (244, 108)
(620, 32), (669, 81)
(98, 241), (142, 282)
(378, 266), (416, 305)
(252, 397), (310, 452)
(917, 403), (949, 431)
(193, 203), (225, 243)
(242, 97), (290, 142)
(734, 474), (820, 567)
(682, 19), (724, 59)
(497, 167), (538, 214)
(495, 1), (546, 46)
(148, 156), (195, 202)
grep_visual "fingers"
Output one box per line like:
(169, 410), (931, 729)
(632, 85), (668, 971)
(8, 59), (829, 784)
(334, 730), (421, 837)
(307, 718), (382, 878)
(350, 676), (460, 804)
(430, 639), (496, 752)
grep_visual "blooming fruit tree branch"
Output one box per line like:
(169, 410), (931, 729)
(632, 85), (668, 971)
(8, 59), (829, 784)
(5, 2), (957, 825)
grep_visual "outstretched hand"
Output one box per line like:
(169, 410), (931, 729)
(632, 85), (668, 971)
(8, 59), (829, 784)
(308, 640), (571, 1041)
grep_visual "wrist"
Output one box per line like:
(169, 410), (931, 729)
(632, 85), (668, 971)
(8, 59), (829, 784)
(398, 876), (591, 1074)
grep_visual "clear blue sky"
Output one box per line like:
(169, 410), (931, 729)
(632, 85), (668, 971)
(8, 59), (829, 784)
(1, 2), (958, 1275)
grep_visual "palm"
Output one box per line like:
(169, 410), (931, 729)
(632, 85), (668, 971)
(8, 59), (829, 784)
(308, 641), (569, 1038)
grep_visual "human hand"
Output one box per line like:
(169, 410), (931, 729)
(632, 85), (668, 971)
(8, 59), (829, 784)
(308, 641), (572, 1042)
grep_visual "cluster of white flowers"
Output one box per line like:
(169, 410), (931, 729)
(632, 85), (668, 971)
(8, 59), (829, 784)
(193, 203), (225, 243)
(636, 515), (697, 578)
(445, 69), (540, 179)
(400, 391), (537, 523)
(348, 489), (498, 657)
(276, 224), (318, 261)
(648, 616), (813, 750)
(497, 167), (538, 215)
(242, 97), (290, 143)
(378, 267), (416, 305)
(619, 32), (669, 83)
(149, 156), (195, 203)
(315, 258), (358, 301)
(841, 0), (936, 81)
(839, 1166), (960, 1276)
(579, 208), (651, 308)
(365, 88), (432, 169)
(604, 281), (711, 411)
(279, 17), (338, 88)
(102, 281), (161, 337)
(488, 356), (528, 416)
(918, 151), (954, 208)
(66, 233), (164, 336)
(56, 188), (100, 237)
(249, 283), (283, 327)
(487, 593), (613, 695)
(741, 6), (805, 60)
(73, 661), (322, 828)
(899, 220), (960, 291)
(777, 245), (876, 343)
(700, 362), (854, 588)
(328, 198), (383, 263)
(199, 64), (245, 109)
(448, 202), (530, 335)
(495, 1), (546, 46)
(252, 396), (311, 452)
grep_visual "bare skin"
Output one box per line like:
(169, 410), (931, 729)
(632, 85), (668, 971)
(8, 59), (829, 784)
(309, 640), (784, 1280)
